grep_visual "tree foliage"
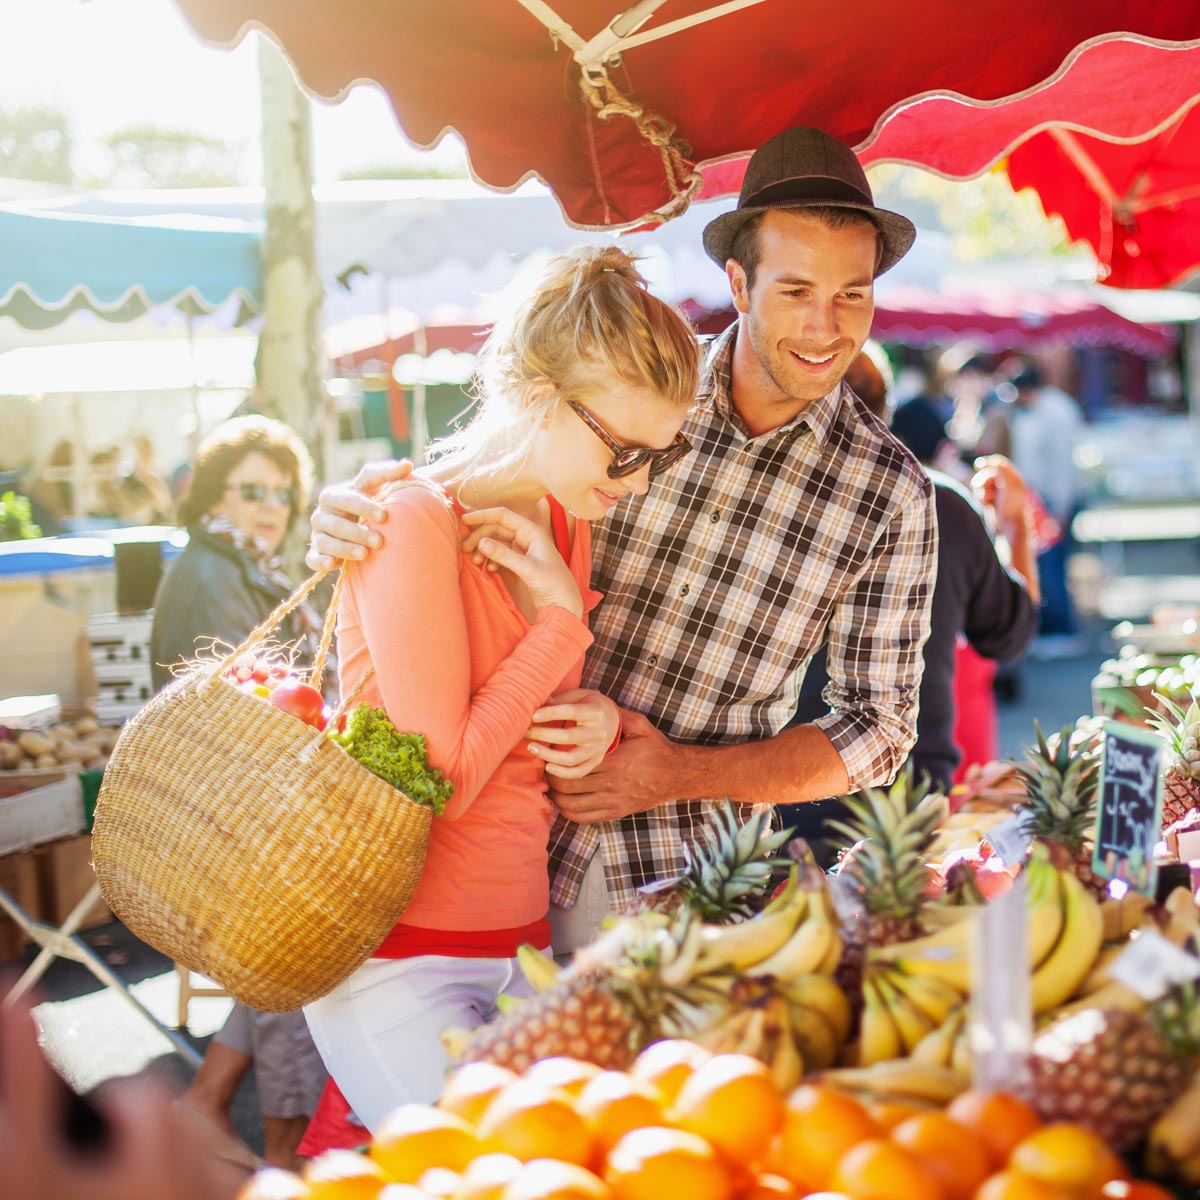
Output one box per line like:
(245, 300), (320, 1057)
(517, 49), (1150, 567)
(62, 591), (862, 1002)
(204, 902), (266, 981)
(98, 125), (250, 188)
(0, 107), (74, 184)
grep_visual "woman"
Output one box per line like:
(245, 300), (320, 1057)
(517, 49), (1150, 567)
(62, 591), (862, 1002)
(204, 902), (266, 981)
(149, 415), (327, 1171)
(301, 245), (699, 1136)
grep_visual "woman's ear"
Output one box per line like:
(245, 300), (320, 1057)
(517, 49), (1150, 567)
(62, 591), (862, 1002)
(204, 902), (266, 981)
(523, 380), (558, 419)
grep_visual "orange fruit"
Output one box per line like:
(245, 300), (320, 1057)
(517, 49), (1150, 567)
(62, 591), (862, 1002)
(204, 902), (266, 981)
(604, 1126), (733, 1200)
(237, 1168), (311, 1199)
(829, 1138), (948, 1200)
(477, 1079), (594, 1166)
(575, 1071), (664, 1155)
(441, 1062), (520, 1126)
(1100, 1183), (1175, 1200)
(629, 1039), (713, 1107)
(866, 1099), (926, 1132)
(418, 1168), (463, 1197)
(670, 1053), (784, 1167)
(733, 1172), (799, 1199)
(369, 1104), (479, 1183)
(523, 1058), (604, 1098)
(975, 1171), (1075, 1200)
(945, 1091), (1043, 1169)
(1009, 1125), (1125, 1198)
(890, 1111), (991, 1200)
(452, 1153), (524, 1200)
(303, 1150), (391, 1199)
(776, 1085), (882, 1191)
(503, 1159), (612, 1200)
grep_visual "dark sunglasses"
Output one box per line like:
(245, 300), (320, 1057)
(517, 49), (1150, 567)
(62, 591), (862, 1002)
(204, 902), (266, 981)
(567, 399), (692, 479)
(226, 482), (298, 507)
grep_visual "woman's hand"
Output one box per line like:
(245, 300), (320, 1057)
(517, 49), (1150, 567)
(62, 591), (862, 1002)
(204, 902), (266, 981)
(527, 688), (620, 778)
(306, 459), (414, 571)
(460, 507), (583, 619)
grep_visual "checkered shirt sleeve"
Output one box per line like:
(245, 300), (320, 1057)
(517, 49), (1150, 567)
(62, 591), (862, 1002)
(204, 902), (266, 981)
(548, 323), (937, 910)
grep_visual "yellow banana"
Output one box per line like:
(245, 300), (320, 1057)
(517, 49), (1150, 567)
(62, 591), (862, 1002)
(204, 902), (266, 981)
(752, 910), (838, 981)
(887, 968), (964, 1027)
(950, 1023), (973, 1079)
(787, 1002), (840, 1071)
(921, 905), (979, 932)
(761, 994), (806, 1092)
(659, 917), (705, 988)
(779, 974), (853, 1045)
(517, 943), (562, 993)
(695, 871), (808, 972)
(858, 978), (903, 1066)
(1023, 857), (1069, 969)
(816, 925), (843, 976)
(495, 993), (525, 1016)
(909, 1007), (966, 1068)
(1146, 1073), (1200, 1176)
(1161, 886), (1200, 946)
(1046, 978), (1146, 1022)
(1099, 891), (1153, 942)
(1075, 942), (1125, 997)
(873, 972), (936, 1055)
(440, 1025), (473, 1060)
(1030, 868), (1105, 1014)
(821, 1060), (969, 1105)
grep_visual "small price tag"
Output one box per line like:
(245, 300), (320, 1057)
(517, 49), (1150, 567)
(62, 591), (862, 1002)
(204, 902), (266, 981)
(1109, 929), (1200, 1002)
(1092, 722), (1165, 897)
(984, 813), (1034, 867)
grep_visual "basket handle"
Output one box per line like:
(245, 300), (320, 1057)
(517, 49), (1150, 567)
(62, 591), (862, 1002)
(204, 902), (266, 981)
(204, 566), (337, 690)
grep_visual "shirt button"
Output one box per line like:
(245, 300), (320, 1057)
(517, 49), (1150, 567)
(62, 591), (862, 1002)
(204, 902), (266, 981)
(647, 654), (658, 666)
(680, 584), (689, 597)
(710, 510), (721, 522)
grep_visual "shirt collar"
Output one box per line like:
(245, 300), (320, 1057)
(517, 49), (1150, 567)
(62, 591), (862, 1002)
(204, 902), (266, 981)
(700, 318), (845, 449)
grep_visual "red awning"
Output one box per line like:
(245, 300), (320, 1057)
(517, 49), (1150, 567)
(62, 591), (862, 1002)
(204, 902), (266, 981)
(171, 2), (1200, 229)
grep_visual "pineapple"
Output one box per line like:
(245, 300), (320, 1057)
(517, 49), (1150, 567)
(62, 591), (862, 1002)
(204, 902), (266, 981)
(827, 771), (949, 1002)
(1017, 723), (1107, 899)
(1028, 982), (1200, 1153)
(629, 800), (792, 922)
(1149, 690), (1200, 829)
(457, 916), (722, 1073)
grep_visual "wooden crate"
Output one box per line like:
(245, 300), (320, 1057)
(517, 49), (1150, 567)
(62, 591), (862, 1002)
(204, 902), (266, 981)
(36, 833), (110, 929)
(0, 849), (42, 963)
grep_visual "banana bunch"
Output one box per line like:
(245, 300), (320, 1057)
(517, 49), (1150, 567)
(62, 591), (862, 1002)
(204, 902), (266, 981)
(871, 844), (1105, 1016)
(858, 965), (966, 1067)
(693, 863), (842, 979)
(1147, 1073), (1200, 1185)
(819, 1059), (969, 1107)
(689, 973), (853, 1093)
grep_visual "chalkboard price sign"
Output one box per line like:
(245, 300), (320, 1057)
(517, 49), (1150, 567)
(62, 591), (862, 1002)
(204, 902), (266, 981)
(1092, 721), (1165, 897)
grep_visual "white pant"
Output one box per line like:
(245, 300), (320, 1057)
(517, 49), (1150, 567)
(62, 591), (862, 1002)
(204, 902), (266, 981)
(303, 954), (534, 1133)
(548, 852), (613, 964)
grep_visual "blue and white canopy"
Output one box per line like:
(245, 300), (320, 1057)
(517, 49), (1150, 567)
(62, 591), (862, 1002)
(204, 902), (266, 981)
(0, 206), (262, 330)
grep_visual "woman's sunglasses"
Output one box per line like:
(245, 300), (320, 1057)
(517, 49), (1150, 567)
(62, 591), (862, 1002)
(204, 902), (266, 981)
(567, 400), (692, 480)
(226, 482), (298, 508)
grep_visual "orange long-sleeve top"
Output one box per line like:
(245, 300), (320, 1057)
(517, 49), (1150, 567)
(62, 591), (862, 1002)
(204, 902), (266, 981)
(335, 480), (598, 933)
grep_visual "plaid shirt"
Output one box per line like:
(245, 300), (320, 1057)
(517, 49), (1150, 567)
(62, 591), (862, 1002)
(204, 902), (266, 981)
(547, 321), (938, 910)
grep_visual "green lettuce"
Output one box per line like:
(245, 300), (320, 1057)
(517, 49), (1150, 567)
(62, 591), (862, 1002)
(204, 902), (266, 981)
(329, 703), (453, 815)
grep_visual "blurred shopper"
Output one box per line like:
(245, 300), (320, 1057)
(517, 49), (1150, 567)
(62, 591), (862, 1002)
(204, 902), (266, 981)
(150, 415), (326, 1170)
(786, 352), (1038, 844)
(1007, 363), (1086, 643)
(0, 990), (246, 1200)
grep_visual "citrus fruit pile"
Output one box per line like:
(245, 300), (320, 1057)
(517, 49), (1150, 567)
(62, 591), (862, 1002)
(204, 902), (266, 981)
(239, 1044), (1175, 1200)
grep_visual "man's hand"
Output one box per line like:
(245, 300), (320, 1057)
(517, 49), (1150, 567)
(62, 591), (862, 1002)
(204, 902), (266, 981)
(306, 458), (414, 571)
(548, 710), (684, 823)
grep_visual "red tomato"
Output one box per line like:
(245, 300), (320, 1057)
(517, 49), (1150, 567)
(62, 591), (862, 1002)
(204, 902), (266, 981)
(268, 680), (326, 728)
(251, 663), (270, 683)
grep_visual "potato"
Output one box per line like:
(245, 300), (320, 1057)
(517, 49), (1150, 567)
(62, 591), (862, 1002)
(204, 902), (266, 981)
(0, 742), (21, 769)
(53, 741), (87, 764)
(34, 753), (59, 769)
(73, 717), (100, 737)
(17, 757), (36, 770)
(18, 730), (54, 758)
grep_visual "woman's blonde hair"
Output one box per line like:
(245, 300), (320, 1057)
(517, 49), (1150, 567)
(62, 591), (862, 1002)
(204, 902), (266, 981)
(428, 245), (699, 482)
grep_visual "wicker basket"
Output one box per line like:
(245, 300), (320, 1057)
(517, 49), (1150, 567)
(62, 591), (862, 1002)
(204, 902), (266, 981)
(91, 570), (433, 1012)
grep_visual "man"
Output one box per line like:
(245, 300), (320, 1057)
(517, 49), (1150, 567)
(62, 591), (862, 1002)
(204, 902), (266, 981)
(308, 128), (938, 947)
(785, 355), (1038, 848)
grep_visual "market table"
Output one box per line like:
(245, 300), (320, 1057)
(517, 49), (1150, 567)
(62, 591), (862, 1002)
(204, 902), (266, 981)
(0, 769), (202, 1067)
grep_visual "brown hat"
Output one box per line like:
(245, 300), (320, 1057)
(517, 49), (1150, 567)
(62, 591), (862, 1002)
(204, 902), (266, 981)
(702, 127), (916, 276)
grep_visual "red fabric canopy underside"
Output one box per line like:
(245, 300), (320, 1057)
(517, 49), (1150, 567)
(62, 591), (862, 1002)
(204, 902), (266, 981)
(171, 1), (1200, 228)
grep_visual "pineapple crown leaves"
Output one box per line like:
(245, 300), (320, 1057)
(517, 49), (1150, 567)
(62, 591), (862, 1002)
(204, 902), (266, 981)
(679, 800), (793, 921)
(1017, 722), (1100, 849)
(1148, 976), (1200, 1065)
(827, 770), (948, 920)
(1148, 689), (1200, 778)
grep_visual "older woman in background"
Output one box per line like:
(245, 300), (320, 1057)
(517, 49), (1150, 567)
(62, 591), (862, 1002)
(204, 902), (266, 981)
(150, 415), (326, 1170)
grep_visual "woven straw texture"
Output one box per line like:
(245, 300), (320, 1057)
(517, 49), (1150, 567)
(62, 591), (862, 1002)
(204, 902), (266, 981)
(91, 571), (433, 1012)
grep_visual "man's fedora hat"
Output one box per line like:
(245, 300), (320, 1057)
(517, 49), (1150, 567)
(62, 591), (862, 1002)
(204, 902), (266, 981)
(702, 127), (916, 276)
